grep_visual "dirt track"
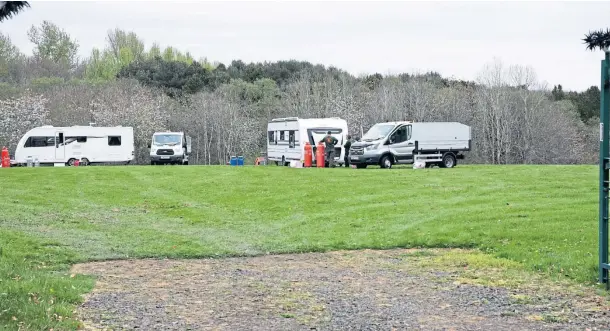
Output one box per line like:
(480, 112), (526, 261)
(71, 249), (610, 330)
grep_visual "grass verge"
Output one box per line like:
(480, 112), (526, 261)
(0, 164), (602, 329)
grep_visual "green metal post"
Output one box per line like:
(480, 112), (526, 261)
(600, 50), (610, 284)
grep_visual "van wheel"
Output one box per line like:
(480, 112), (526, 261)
(356, 164), (367, 169)
(183, 161), (188, 165)
(441, 153), (457, 168)
(67, 158), (76, 166)
(380, 155), (393, 169)
(81, 158), (90, 166)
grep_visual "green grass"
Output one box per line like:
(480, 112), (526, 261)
(0, 164), (601, 329)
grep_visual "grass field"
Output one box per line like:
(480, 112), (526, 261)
(0, 164), (601, 330)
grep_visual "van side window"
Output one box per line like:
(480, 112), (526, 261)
(406, 125), (412, 140)
(24, 136), (55, 148)
(280, 131), (285, 141)
(108, 136), (121, 146)
(390, 126), (408, 144)
(288, 130), (295, 148)
(268, 131), (274, 143)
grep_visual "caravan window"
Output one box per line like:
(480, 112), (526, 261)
(108, 136), (121, 146)
(65, 136), (87, 144)
(24, 136), (55, 148)
(279, 131), (285, 141)
(268, 131), (274, 143)
(288, 130), (295, 148)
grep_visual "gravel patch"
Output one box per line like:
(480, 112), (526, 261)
(71, 249), (610, 330)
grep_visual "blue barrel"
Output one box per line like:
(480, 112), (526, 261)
(237, 156), (244, 166)
(229, 156), (237, 166)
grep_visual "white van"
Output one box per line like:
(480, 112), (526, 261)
(349, 121), (471, 169)
(13, 125), (134, 166)
(267, 117), (349, 166)
(148, 131), (191, 165)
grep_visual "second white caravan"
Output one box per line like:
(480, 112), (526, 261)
(13, 125), (135, 166)
(267, 117), (349, 166)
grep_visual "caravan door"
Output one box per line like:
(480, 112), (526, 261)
(55, 131), (65, 162)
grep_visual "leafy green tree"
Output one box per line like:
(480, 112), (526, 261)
(106, 28), (145, 61)
(0, 33), (26, 83)
(117, 57), (223, 97)
(566, 86), (600, 121)
(147, 43), (161, 59)
(551, 84), (565, 101)
(85, 48), (121, 81)
(27, 20), (79, 69)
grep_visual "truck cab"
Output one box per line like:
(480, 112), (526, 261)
(348, 122), (412, 169)
(148, 132), (191, 165)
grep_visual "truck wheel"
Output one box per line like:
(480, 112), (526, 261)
(356, 164), (367, 169)
(441, 153), (457, 168)
(380, 155), (393, 169)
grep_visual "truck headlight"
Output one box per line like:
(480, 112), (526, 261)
(364, 143), (379, 152)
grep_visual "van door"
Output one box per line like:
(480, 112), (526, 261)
(388, 125), (413, 163)
(54, 131), (65, 162)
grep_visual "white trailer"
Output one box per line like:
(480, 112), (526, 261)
(13, 125), (134, 166)
(148, 131), (192, 165)
(267, 117), (349, 166)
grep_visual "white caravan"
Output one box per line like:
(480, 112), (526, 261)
(148, 131), (192, 165)
(267, 117), (349, 166)
(14, 125), (134, 166)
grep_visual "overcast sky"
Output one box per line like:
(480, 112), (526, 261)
(1, 0), (609, 91)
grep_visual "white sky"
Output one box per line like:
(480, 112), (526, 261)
(1, 0), (609, 92)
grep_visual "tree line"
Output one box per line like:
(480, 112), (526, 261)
(0, 21), (601, 165)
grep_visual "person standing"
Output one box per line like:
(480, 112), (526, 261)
(320, 131), (338, 168)
(343, 135), (353, 168)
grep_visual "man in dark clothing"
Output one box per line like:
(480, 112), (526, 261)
(343, 135), (353, 168)
(320, 130), (338, 168)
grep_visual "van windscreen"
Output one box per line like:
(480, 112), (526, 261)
(153, 134), (181, 146)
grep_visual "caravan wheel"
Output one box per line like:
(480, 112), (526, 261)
(67, 158), (76, 166)
(81, 158), (90, 166)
